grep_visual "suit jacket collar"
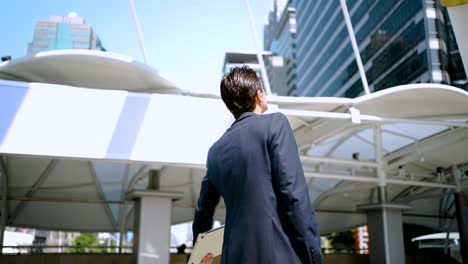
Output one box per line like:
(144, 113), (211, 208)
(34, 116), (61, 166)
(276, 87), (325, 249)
(232, 112), (257, 126)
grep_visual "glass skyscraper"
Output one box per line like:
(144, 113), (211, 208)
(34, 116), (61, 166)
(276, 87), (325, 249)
(294, 0), (467, 98)
(264, 0), (298, 96)
(27, 13), (105, 56)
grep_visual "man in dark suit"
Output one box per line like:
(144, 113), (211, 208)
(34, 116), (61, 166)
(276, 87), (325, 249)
(193, 66), (321, 263)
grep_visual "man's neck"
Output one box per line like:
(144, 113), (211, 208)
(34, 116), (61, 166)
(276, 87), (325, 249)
(253, 106), (263, 115)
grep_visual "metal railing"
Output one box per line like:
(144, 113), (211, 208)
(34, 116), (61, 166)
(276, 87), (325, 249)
(1, 245), (133, 254)
(1, 245), (196, 255)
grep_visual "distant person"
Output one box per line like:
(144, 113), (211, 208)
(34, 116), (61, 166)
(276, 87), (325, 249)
(177, 243), (187, 254)
(193, 66), (322, 263)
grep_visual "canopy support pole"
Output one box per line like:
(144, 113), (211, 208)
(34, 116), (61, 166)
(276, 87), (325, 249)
(244, 0), (272, 95)
(453, 165), (462, 192)
(118, 164), (131, 254)
(357, 126), (407, 264)
(359, 203), (409, 264)
(455, 191), (468, 264)
(127, 172), (183, 264)
(453, 165), (468, 263)
(375, 126), (392, 263)
(339, 0), (370, 95)
(128, 0), (149, 64)
(374, 126), (387, 203)
(118, 202), (127, 254)
(0, 157), (8, 255)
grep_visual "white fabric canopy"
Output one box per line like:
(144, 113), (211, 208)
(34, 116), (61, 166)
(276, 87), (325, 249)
(1, 78), (467, 233)
(0, 50), (181, 94)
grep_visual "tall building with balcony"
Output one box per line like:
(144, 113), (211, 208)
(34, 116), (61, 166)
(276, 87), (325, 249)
(264, 0), (298, 96)
(295, 0), (467, 98)
(27, 12), (106, 56)
(222, 51), (272, 90)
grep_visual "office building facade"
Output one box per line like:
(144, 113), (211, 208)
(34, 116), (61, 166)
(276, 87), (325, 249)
(264, 0), (298, 96)
(222, 51), (273, 92)
(295, 0), (467, 98)
(27, 13), (105, 56)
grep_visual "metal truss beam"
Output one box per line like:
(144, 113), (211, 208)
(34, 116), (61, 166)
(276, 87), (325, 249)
(281, 108), (468, 127)
(386, 128), (468, 169)
(88, 162), (118, 232)
(303, 171), (456, 189)
(300, 155), (378, 168)
(9, 159), (57, 224)
(127, 165), (150, 191)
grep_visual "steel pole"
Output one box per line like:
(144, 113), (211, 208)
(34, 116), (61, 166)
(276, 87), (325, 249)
(129, 0), (149, 64)
(244, 0), (273, 95)
(0, 160), (8, 254)
(339, 0), (370, 95)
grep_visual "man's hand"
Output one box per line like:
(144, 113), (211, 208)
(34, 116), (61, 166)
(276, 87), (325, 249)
(200, 253), (214, 264)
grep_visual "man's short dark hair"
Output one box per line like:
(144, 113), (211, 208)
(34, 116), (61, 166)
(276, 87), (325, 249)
(220, 66), (263, 119)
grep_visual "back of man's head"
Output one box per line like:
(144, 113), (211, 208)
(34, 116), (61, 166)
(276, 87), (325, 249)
(220, 66), (263, 119)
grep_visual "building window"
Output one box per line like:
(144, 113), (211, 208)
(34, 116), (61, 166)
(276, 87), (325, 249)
(71, 34), (89, 38)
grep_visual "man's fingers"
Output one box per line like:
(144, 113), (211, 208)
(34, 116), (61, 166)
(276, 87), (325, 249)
(201, 253), (214, 264)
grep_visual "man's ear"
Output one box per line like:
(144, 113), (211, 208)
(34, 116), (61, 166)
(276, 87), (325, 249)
(256, 89), (264, 103)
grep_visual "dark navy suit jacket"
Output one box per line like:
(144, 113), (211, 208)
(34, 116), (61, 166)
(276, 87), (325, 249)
(193, 112), (321, 263)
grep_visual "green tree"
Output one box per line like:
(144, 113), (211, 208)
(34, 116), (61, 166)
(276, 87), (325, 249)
(71, 233), (99, 253)
(324, 230), (356, 253)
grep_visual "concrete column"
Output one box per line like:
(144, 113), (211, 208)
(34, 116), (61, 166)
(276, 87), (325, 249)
(454, 191), (468, 264)
(127, 190), (183, 264)
(359, 203), (410, 264)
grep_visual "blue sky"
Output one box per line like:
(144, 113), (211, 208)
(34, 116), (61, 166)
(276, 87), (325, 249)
(1, 0), (272, 93)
